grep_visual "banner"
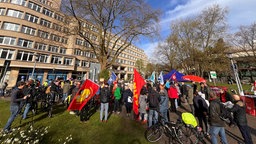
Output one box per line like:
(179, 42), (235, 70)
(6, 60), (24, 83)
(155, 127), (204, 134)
(133, 69), (146, 115)
(68, 79), (99, 111)
(149, 71), (155, 83)
(107, 71), (117, 85)
(170, 72), (177, 81)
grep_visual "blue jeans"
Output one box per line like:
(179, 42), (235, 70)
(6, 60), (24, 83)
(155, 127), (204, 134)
(62, 93), (68, 101)
(148, 109), (158, 127)
(100, 103), (109, 121)
(4, 105), (20, 131)
(160, 109), (168, 122)
(23, 103), (31, 119)
(209, 126), (228, 144)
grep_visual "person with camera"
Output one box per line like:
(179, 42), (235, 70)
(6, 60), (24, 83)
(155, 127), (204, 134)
(2, 81), (29, 133)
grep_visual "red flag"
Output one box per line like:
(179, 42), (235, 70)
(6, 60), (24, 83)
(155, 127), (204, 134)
(133, 69), (146, 115)
(68, 79), (99, 111)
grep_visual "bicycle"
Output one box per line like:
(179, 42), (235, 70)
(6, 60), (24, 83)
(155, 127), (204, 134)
(145, 111), (206, 144)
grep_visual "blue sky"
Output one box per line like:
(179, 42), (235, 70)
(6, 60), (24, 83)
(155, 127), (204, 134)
(136, 0), (256, 57)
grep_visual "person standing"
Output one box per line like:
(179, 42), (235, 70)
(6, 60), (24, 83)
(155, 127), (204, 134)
(113, 83), (121, 114)
(122, 85), (133, 117)
(3, 81), (29, 133)
(187, 85), (194, 115)
(228, 94), (253, 144)
(159, 84), (169, 122)
(208, 91), (228, 144)
(200, 82), (210, 100)
(22, 79), (35, 119)
(139, 87), (148, 124)
(62, 80), (71, 103)
(168, 83), (178, 113)
(100, 83), (111, 122)
(147, 83), (160, 127)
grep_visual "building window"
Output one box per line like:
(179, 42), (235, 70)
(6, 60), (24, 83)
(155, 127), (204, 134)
(0, 0), (9, 2)
(16, 51), (33, 61)
(28, 1), (41, 12)
(37, 54), (48, 63)
(34, 42), (47, 50)
(54, 13), (64, 22)
(37, 30), (49, 39)
(52, 23), (62, 31)
(63, 58), (72, 65)
(74, 49), (82, 56)
(59, 47), (66, 54)
(75, 38), (83, 46)
(21, 25), (36, 35)
(0, 36), (16, 45)
(2, 22), (20, 32)
(0, 8), (5, 15)
(10, 0), (27, 6)
(48, 45), (58, 53)
(81, 60), (90, 67)
(61, 37), (68, 44)
(24, 13), (39, 23)
(50, 34), (60, 42)
(76, 59), (80, 67)
(63, 27), (69, 33)
(6, 9), (23, 19)
(51, 55), (62, 64)
(38, 0), (47, 5)
(42, 8), (53, 17)
(17, 38), (33, 48)
(40, 18), (51, 28)
(0, 48), (14, 60)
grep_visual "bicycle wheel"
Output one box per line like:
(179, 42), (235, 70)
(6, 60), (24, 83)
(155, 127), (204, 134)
(179, 125), (199, 144)
(144, 124), (163, 143)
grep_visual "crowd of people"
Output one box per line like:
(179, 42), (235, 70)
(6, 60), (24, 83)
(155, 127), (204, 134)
(1, 77), (254, 144)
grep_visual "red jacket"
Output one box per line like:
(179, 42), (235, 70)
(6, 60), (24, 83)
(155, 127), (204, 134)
(168, 86), (178, 99)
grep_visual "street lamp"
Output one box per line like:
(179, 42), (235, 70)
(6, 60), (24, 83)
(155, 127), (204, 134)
(31, 53), (38, 79)
(227, 53), (244, 96)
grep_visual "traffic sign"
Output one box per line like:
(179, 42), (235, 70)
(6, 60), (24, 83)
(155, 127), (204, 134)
(210, 71), (217, 79)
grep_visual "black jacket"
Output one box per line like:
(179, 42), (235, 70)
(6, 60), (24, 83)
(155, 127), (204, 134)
(209, 98), (225, 127)
(193, 95), (208, 117)
(10, 87), (25, 106)
(228, 100), (247, 126)
(100, 87), (111, 103)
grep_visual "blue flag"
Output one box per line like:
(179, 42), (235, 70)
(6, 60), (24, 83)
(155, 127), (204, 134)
(149, 71), (155, 83)
(158, 71), (164, 85)
(107, 71), (117, 85)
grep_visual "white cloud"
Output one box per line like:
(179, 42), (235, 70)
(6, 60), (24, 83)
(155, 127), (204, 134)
(137, 41), (159, 59)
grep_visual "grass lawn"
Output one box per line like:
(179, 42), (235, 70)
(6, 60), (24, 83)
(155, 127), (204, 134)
(0, 99), (150, 144)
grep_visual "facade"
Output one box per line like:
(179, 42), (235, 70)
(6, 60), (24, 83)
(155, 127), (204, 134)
(0, 0), (148, 87)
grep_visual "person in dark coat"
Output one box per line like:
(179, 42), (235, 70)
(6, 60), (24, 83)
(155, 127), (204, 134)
(208, 91), (228, 144)
(100, 83), (111, 122)
(22, 79), (36, 119)
(193, 91), (209, 135)
(122, 85), (133, 117)
(228, 94), (253, 144)
(219, 88), (233, 103)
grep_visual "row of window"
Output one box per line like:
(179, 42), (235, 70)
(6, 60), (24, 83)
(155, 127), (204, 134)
(1, 21), (68, 44)
(0, 48), (91, 67)
(0, 8), (69, 33)
(74, 49), (96, 59)
(0, 0), (64, 22)
(0, 36), (67, 54)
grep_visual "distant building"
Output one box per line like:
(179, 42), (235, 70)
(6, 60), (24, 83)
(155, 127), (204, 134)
(0, 0), (148, 87)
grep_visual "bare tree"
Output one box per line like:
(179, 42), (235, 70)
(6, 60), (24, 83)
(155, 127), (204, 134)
(62, 0), (160, 71)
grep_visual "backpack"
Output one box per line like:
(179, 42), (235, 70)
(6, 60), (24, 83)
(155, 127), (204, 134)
(100, 87), (110, 103)
(148, 89), (160, 108)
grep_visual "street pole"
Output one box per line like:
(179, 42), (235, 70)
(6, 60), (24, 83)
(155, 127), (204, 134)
(31, 54), (38, 79)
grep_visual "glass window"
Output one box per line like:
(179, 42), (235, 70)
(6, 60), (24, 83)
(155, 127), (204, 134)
(10, 0), (27, 6)
(37, 30), (49, 39)
(17, 38), (33, 48)
(59, 47), (66, 54)
(34, 42), (47, 50)
(24, 13), (38, 23)
(42, 8), (52, 17)
(0, 48), (14, 60)
(39, 0), (47, 4)
(48, 45), (58, 52)
(52, 23), (62, 31)
(16, 51), (33, 61)
(28, 1), (41, 12)
(63, 58), (72, 65)
(37, 54), (48, 63)
(40, 18), (51, 28)
(76, 38), (83, 46)
(2, 22), (20, 31)
(54, 14), (64, 22)
(0, 8), (5, 15)
(76, 60), (80, 67)
(21, 25), (36, 35)
(0, 36), (16, 45)
(50, 34), (60, 42)
(6, 9), (23, 19)
(81, 60), (90, 67)
(0, 0), (9, 2)
(51, 55), (62, 64)
(61, 37), (68, 44)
